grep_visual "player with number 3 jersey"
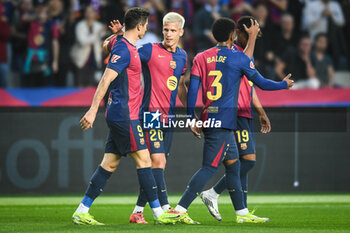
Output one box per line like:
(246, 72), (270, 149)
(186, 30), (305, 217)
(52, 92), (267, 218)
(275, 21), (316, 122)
(173, 18), (293, 223)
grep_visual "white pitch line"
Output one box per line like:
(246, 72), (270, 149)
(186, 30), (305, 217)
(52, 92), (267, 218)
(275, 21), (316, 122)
(0, 194), (349, 206)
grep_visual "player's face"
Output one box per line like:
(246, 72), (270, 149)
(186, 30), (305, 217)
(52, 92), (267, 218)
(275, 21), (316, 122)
(236, 30), (247, 48)
(138, 20), (148, 39)
(162, 22), (184, 48)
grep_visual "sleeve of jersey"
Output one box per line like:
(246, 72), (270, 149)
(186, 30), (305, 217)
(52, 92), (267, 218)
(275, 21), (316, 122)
(187, 75), (200, 119)
(138, 43), (152, 62)
(240, 54), (287, 90)
(187, 58), (201, 119)
(106, 43), (130, 74)
(182, 54), (188, 75)
(107, 36), (117, 52)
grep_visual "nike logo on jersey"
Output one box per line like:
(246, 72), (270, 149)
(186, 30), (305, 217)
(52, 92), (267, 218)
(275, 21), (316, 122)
(158, 55), (166, 58)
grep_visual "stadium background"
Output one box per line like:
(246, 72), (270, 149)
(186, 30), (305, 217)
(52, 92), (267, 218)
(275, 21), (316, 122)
(1, 0), (350, 197)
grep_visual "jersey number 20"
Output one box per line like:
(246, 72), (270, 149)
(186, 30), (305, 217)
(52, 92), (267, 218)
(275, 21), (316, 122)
(207, 70), (223, 101)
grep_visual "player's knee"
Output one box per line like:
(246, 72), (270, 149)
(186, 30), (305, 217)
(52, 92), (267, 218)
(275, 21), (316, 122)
(101, 159), (120, 173)
(151, 155), (166, 169)
(224, 159), (240, 176)
(136, 156), (152, 168)
(223, 159), (238, 166)
(240, 158), (256, 171)
(241, 154), (256, 161)
(203, 165), (219, 176)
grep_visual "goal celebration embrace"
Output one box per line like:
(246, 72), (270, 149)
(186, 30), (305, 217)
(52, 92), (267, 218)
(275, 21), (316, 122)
(74, 6), (293, 226)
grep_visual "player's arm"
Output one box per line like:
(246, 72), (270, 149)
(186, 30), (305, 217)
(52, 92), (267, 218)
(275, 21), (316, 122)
(103, 34), (117, 54)
(81, 43), (130, 130)
(187, 74), (201, 139)
(103, 20), (124, 54)
(241, 54), (294, 90)
(252, 87), (271, 133)
(242, 19), (260, 59)
(178, 56), (189, 107)
(80, 68), (118, 130)
(177, 75), (187, 108)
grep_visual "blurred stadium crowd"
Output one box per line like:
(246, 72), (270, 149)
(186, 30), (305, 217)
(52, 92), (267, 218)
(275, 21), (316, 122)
(0, 0), (349, 89)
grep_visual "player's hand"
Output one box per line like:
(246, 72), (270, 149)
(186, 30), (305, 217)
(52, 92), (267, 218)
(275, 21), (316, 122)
(243, 19), (260, 38)
(259, 114), (271, 134)
(190, 124), (202, 139)
(80, 109), (97, 131)
(283, 73), (294, 89)
(108, 20), (124, 35)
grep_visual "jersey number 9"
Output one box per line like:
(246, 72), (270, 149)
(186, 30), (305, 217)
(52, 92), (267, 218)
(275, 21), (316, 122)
(207, 70), (223, 101)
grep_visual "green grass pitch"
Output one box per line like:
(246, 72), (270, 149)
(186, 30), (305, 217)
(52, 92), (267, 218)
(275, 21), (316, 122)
(1, 194), (350, 233)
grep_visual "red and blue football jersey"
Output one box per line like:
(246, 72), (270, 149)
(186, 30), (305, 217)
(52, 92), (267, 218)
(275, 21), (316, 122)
(138, 43), (187, 123)
(106, 37), (143, 121)
(232, 43), (253, 119)
(190, 46), (259, 130)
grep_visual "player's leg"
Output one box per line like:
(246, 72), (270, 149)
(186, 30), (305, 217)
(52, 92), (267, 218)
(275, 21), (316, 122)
(201, 117), (258, 220)
(223, 127), (267, 223)
(235, 117), (257, 208)
(130, 152), (167, 223)
(175, 129), (230, 224)
(129, 148), (183, 224)
(155, 128), (174, 211)
(73, 152), (121, 225)
(239, 154), (256, 208)
(129, 122), (182, 224)
(130, 129), (170, 223)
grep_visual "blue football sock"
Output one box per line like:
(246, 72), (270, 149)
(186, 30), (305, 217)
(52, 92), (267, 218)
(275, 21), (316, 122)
(137, 167), (160, 209)
(225, 161), (245, 211)
(178, 166), (218, 209)
(213, 175), (226, 194)
(83, 165), (112, 207)
(152, 168), (169, 206)
(240, 159), (256, 208)
(136, 188), (147, 207)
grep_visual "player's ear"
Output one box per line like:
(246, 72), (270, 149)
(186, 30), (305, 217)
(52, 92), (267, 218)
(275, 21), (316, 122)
(229, 32), (235, 43)
(179, 28), (184, 37)
(136, 23), (142, 31)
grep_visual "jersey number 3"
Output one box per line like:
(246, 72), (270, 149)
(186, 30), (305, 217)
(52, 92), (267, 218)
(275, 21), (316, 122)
(207, 70), (223, 101)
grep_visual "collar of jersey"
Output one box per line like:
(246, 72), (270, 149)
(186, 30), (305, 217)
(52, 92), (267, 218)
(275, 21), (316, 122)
(159, 42), (178, 54)
(215, 45), (229, 49)
(121, 36), (136, 48)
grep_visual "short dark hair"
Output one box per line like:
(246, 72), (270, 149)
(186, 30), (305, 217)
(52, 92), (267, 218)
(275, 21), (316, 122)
(237, 16), (262, 39)
(212, 18), (236, 42)
(124, 7), (150, 31)
(237, 16), (253, 40)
